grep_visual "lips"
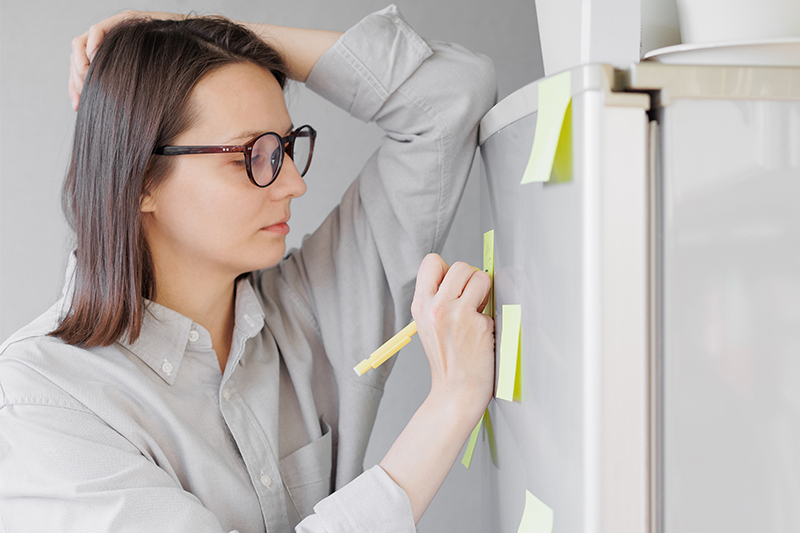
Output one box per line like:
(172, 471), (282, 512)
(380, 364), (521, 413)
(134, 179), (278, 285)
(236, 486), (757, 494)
(262, 216), (290, 234)
(263, 222), (289, 234)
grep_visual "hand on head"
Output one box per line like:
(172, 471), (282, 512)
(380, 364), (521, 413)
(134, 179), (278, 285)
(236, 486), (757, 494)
(69, 10), (182, 110)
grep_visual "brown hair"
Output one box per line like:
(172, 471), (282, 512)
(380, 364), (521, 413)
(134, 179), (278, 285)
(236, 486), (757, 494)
(51, 16), (290, 347)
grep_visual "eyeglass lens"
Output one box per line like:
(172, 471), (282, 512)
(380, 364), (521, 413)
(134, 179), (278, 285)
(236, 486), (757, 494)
(251, 134), (281, 187)
(289, 128), (312, 177)
(250, 126), (313, 187)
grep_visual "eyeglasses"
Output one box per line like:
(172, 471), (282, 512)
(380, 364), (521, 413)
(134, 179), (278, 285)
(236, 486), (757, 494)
(153, 124), (316, 188)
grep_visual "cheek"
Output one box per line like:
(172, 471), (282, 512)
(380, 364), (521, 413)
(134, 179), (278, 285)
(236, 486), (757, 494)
(154, 160), (262, 247)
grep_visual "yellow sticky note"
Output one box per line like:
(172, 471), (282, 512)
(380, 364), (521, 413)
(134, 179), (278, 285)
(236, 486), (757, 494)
(550, 100), (573, 183)
(483, 230), (495, 318)
(520, 71), (572, 184)
(483, 408), (498, 467)
(517, 490), (554, 533)
(461, 417), (483, 469)
(513, 338), (523, 403)
(496, 304), (522, 401)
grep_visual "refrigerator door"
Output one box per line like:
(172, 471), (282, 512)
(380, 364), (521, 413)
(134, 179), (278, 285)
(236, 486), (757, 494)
(479, 65), (650, 533)
(627, 63), (800, 533)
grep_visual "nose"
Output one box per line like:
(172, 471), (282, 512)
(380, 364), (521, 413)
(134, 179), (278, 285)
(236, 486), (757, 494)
(271, 154), (307, 199)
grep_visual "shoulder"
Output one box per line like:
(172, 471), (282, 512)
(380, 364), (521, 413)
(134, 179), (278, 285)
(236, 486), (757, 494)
(0, 302), (97, 411)
(0, 300), (63, 355)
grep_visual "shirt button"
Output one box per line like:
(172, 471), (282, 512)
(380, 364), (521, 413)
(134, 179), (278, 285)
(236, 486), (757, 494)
(188, 330), (200, 342)
(222, 388), (231, 400)
(161, 360), (173, 375)
(260, 473), (272, 488)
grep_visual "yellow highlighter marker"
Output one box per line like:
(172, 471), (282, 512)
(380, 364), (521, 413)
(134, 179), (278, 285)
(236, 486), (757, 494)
(354, 321), (417, 376)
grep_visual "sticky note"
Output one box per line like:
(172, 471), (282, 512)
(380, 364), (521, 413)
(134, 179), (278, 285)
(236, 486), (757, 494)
(461, 418), (483, 469)
(496, 304), (522, 402)
(520, 71), (572, 184)
(550, 101), (573, 183)
(483, 408), (498, 467)
(517, 490), (554, 533)
(483, 230), (495, 318)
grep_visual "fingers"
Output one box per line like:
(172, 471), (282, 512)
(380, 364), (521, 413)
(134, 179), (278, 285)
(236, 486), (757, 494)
(413, 254), (450, 305)
(85, 21), (110, 62)
(475, 277), (491, 314)
(412, 255), (491, 312)
(69, 32), (90, 110)
(436, 261), (480, 301)
(458, 269), (491, 311)
(68, 11), (144, 111)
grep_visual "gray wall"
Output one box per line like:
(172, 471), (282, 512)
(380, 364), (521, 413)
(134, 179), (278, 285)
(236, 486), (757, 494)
(0, 1), (542, 531)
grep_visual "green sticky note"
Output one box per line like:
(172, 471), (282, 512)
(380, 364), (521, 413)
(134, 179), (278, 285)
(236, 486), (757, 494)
(483, 230), (495, 318)
(551, 100), (573, 183)
(496, 304), (522, 402)
(513, 332), (523, 403)
(483, 408), (498, 467)
(517, 490), (554, 533)
(461, 417), (483, 469)
(520, 71), (572, 184)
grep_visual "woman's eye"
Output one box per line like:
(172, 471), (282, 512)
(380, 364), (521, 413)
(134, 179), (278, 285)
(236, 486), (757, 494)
(232, 158), (247, 167)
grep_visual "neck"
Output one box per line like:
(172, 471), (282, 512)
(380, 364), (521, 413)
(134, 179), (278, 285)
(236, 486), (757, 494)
(151, 261), (237, 373)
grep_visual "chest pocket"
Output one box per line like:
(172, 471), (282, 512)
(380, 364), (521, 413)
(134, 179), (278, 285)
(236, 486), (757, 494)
(279, 419), (333, 519)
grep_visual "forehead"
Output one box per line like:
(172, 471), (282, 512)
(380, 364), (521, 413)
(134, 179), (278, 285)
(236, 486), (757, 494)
(181, 62), (291, 144)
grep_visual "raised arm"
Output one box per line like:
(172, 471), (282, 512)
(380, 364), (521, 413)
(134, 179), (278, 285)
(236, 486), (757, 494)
(68, 10), (341, 110)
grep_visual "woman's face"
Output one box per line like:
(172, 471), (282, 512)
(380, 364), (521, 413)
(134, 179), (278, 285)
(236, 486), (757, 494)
(141, 62), (307, 281)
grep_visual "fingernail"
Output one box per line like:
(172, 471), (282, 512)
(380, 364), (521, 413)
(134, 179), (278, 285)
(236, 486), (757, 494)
(71, 97), (77, 110)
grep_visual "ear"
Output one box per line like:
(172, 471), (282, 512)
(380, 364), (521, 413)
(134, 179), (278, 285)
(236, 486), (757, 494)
(140, 189), (156, 214)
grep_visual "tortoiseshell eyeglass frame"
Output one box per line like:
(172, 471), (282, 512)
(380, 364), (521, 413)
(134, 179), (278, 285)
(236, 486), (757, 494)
(153, 124), (316, 188)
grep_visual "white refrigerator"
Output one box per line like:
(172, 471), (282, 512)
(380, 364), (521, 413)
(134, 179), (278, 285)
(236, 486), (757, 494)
(477, 59), (800, 532)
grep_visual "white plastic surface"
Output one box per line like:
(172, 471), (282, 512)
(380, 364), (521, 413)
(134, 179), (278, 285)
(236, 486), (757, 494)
(644, 39), (800, 67)
(479, 67), (649, 533)
(535, 0), (640, 74)
(675, 0), (800, 44)
(659, 97), (800, 532)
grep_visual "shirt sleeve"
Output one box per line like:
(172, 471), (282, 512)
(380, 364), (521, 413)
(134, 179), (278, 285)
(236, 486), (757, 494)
(295, 466), (415, 533)
(0, 398), (232, 533)
(263, 4), (497, 389)
(255, 5), (495, 531)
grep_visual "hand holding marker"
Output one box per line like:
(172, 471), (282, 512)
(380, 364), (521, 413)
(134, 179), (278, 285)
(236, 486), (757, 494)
(354, 257), (491, 376)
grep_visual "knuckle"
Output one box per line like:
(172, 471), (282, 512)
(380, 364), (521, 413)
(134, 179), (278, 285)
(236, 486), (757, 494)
(451, 261), (470, 272)
(421, 253), (440, 268)
(427, 303), (448, 324)
(474, 270), (491, 285)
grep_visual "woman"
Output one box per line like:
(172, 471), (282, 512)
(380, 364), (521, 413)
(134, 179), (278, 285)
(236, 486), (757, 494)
(0, 5), (496, 532)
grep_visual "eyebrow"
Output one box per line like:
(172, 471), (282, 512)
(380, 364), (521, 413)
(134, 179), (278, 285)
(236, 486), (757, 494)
(225, 124), (294, 145)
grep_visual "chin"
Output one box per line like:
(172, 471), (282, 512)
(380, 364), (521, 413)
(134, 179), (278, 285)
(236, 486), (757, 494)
(253, 245), (287, 272)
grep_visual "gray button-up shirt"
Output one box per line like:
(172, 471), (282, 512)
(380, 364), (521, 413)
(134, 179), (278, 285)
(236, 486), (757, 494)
(0, 5), (496, 532)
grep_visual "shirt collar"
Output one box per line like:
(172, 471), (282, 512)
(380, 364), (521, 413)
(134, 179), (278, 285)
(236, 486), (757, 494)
(119, 278), (267, 385)
(61, 251), (267, 384)
(227, 276), (267, 370)
(117, 300), (194, 386)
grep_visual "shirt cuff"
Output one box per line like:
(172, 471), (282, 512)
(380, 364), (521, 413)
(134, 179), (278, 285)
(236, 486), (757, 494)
(305, 4), (433, 122)
(304, 465), (415, 532)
